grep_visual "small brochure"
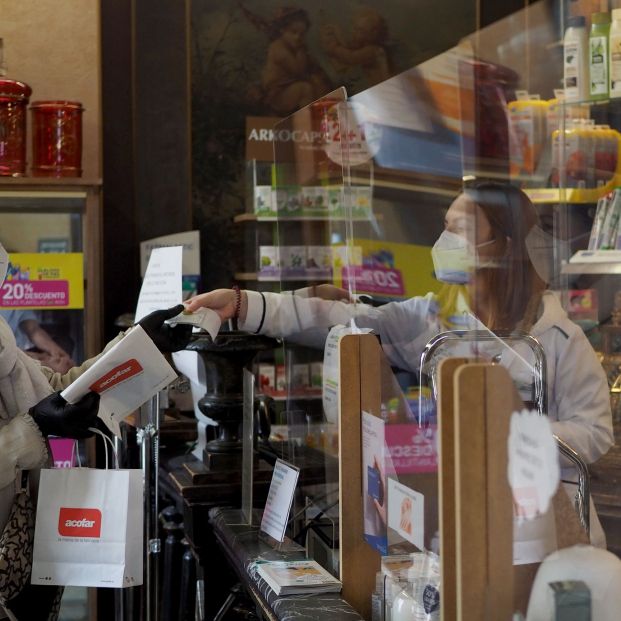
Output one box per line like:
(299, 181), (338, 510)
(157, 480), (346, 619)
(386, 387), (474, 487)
(60, 325), (177, 435)
(255, 560), (342, 596)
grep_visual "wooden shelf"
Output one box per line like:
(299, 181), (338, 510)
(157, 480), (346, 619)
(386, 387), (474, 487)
(234, 271), (332, 283)
(0, 176), (102, 188)
(234, 213), (376, 224)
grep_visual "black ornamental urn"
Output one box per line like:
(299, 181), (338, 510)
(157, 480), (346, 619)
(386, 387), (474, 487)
(186, 331), (277, 469)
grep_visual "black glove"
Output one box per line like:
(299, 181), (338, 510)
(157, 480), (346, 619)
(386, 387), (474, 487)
(138, 304), (192, 352)
(29, 391), (101, 439)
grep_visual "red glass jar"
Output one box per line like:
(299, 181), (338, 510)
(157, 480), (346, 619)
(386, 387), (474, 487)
(30, 101), (83, 177)
(0, 79), (32, 176)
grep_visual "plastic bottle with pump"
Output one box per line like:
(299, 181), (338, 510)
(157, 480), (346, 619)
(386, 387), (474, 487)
(610, 9), (621, 98)
(564, 16), (589, 102)
(392, 553), (440, 621)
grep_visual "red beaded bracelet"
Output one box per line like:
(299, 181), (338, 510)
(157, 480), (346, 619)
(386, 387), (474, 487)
(232, 285), (241, 330)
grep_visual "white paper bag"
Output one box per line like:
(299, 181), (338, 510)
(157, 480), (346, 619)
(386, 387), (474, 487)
(31, 468), (143, 588)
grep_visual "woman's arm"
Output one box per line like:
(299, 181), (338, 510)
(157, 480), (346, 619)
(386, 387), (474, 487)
(186, 289), (441, 371)
(551, 329), (614, 465)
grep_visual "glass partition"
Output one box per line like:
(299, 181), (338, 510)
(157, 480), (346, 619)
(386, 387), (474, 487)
(252, 0), (621, 616)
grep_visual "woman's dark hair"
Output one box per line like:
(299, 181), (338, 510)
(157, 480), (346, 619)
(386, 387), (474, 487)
(463, 182), (543, 330)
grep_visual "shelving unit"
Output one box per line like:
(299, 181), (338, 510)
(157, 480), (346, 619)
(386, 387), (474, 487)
(0, 178), (103, 356)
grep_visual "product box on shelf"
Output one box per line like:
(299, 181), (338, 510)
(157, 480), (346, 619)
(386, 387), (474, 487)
(275, 364), (287, 394)
(301, 186), (329, 216)
(280, 246), (307, 274)
(258, 364), (276, 394)
(310, 362), (323, 390)
(291, 363), (310, 392)
(332, 245), (363, 269)
(259, 246), (281, 275)
(275, 186), (302, 217)
(307, 246), (333, 275)
(254, 186), (277, 217)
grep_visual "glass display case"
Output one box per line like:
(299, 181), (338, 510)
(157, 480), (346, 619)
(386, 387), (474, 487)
(0, 178), (102, 363)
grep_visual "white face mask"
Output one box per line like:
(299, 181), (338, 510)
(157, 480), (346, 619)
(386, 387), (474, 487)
(431, 230), (474, 284)
(431, 230), (497, 284)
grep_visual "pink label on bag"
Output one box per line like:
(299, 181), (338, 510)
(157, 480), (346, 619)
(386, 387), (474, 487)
(49, 438), (76, 468)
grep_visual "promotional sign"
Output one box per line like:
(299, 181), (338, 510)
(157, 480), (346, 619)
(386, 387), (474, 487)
(0, 253), (84, 309)
(362, 410), (388, 555)
(337, 239), (439, 300)
(387, 478), (425, 550)
(385, 424), (438, 474)
(260, 458), (300, 542)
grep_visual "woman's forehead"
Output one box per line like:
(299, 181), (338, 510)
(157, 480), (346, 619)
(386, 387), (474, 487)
(447, 194), (478, 219)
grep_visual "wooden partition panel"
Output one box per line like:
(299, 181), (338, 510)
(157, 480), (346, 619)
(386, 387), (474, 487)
(452, 363), (516, 621)
(437, 358), (470, 621)
(338, 333), (382, 620)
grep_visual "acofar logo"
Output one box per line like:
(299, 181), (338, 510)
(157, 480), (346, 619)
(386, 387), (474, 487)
(58, 508), (102, 538)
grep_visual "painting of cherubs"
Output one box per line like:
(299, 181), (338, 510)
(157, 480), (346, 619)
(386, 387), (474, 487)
(240, 4), (332, 115)
(321, 6), (392, 88)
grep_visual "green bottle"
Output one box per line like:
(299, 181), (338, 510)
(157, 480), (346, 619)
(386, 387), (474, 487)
(590, 12), (611, 101)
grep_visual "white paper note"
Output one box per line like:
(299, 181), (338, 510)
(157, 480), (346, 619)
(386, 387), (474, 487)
(60, 326), (177, 434)
(260, 459), (300, 542)
(508, 409), (560, 521)
(134, 246), (183, 323)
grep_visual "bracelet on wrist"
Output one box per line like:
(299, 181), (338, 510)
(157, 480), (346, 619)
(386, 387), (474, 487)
(232, 285), (241, 330)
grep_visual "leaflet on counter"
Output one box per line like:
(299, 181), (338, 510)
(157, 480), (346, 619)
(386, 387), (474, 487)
(60, 325), (177, 435)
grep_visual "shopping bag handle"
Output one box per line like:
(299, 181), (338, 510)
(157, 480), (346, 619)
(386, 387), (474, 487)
(89, 427), (119, 469)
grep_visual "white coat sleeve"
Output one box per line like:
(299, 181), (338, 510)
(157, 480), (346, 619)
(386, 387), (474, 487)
(550, 329), (614, 465)
(240, 291), (441, 371)
(0, 414), (48, 491)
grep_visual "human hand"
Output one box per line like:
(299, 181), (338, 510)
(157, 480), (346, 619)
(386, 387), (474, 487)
(184, 289), (248, 322)
(30, 391), (101, 439)
(138, 304), (193, 352)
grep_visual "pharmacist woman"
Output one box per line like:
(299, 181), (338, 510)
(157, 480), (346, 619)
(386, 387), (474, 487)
(186, 182), (614, 548)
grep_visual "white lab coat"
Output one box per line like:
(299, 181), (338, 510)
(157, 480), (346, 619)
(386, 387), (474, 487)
(241, 289), (614, 545)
